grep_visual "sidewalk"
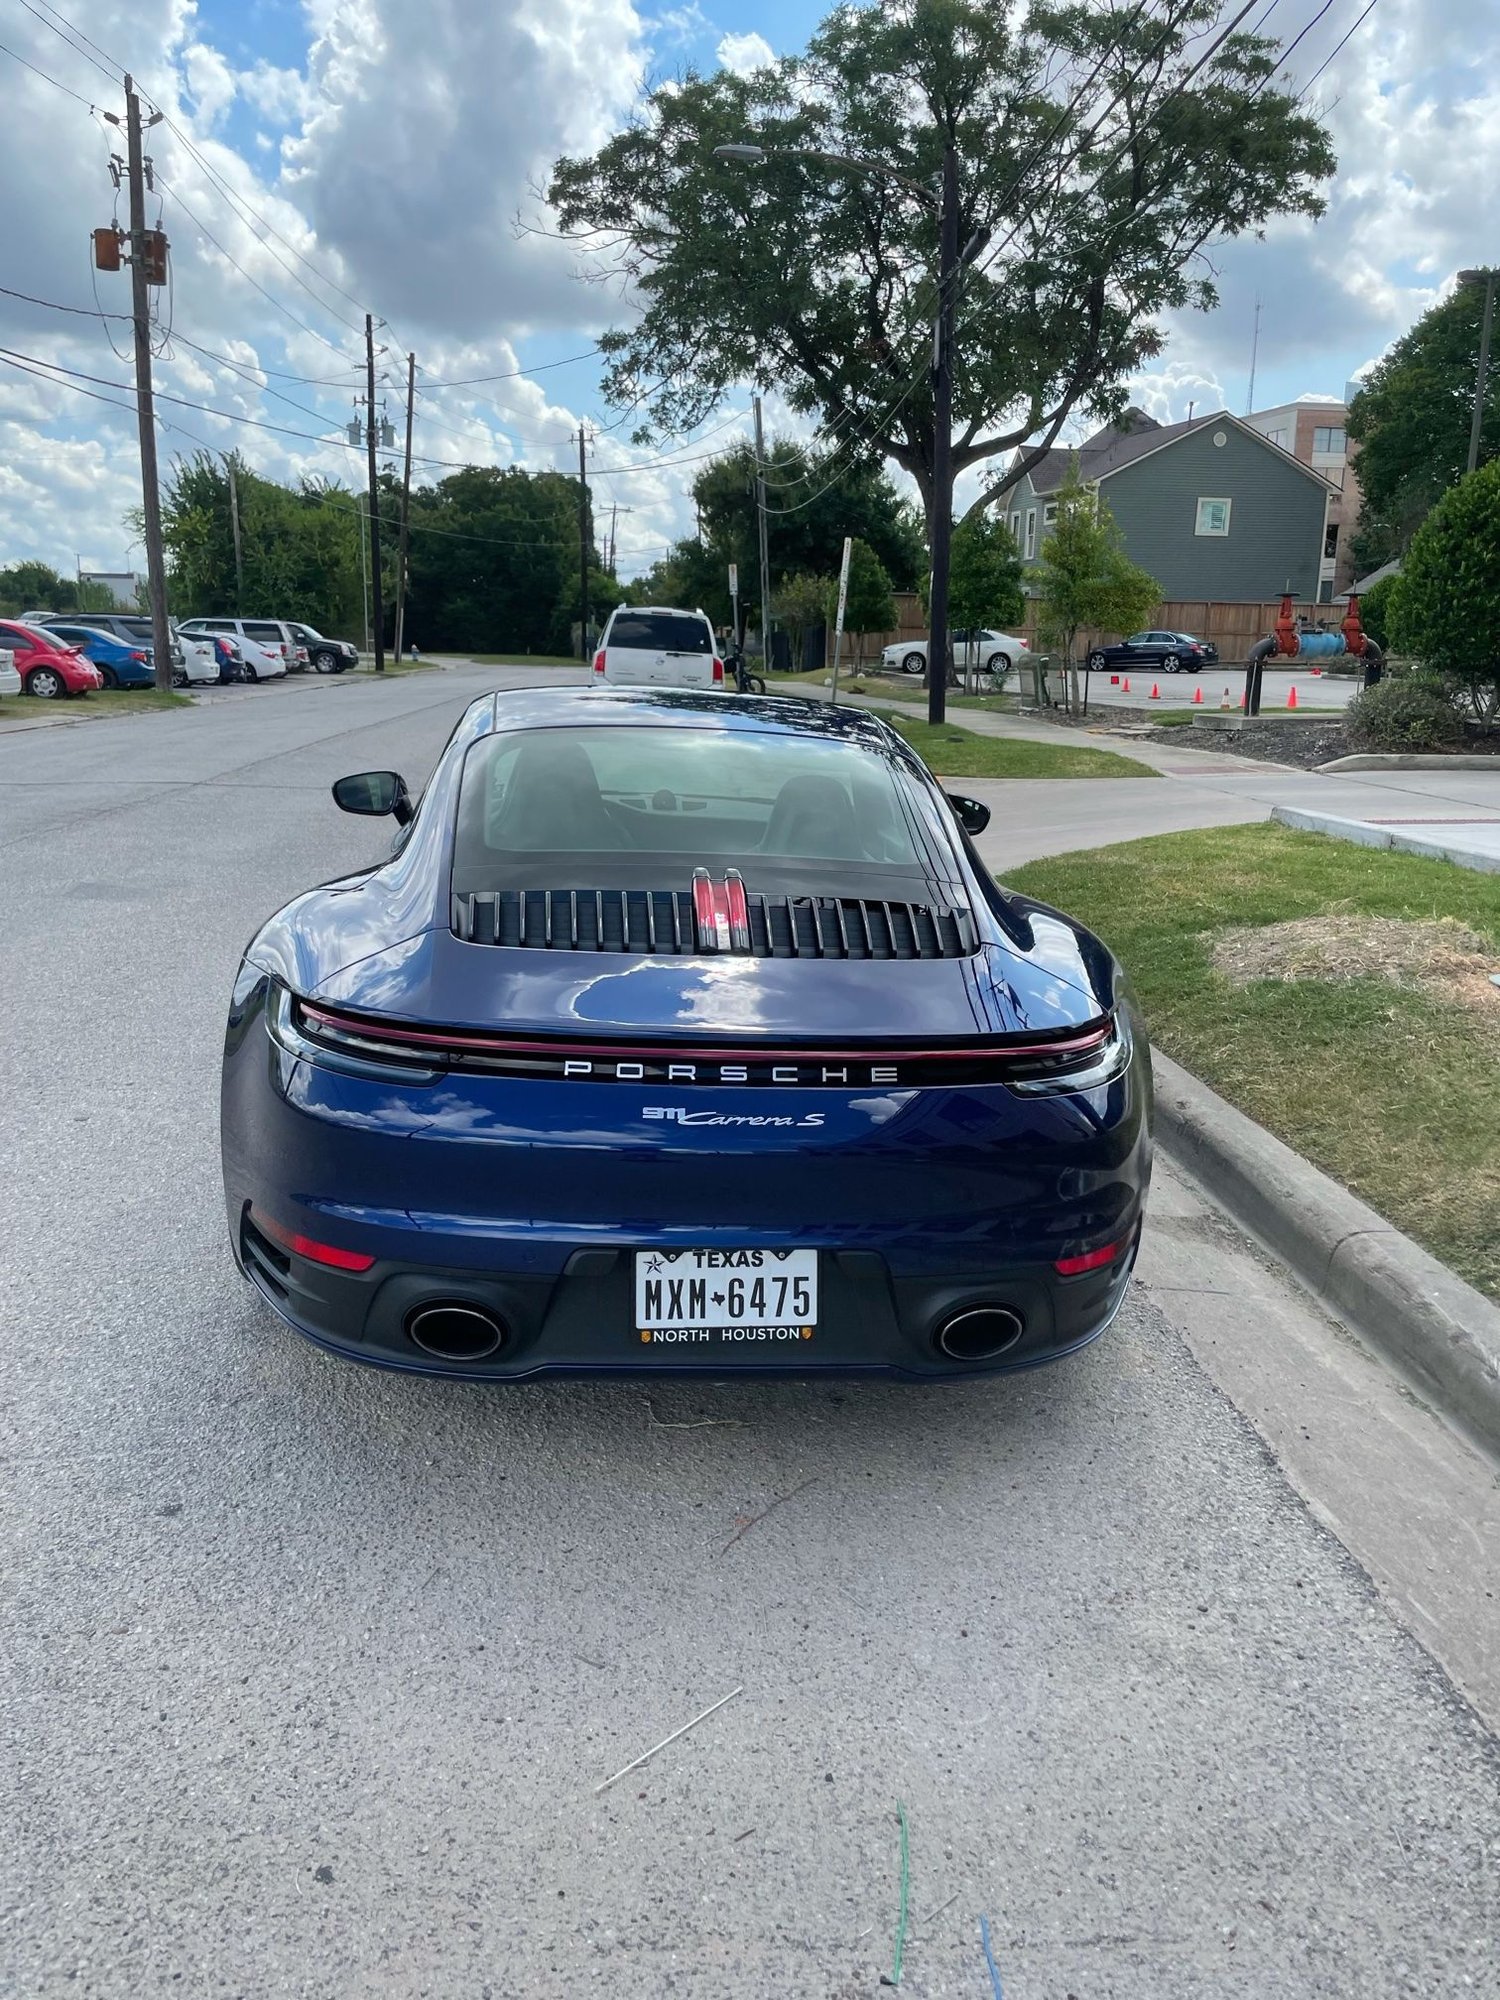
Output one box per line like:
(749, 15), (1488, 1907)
(848, 687), (1500, 867)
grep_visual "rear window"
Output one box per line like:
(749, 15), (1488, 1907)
(243, 622), (285, 643)
(606, 612), (711, 654)
(453, 725), (931, 892)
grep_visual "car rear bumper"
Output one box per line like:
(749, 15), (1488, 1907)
(231, 1198), (1140, 1380)
(222, 979), (1152, 1382)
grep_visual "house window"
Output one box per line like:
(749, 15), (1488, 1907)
(1313, 425), (1346, 454)
(1010, 512), (1022, 545)
(1195, 497), (1232, 537)
(1042, 502), (1057, 527)
(1324, 523), (1339, 560)
(1025, 509), (1037, 559)
(1267, 426), (1289, 449)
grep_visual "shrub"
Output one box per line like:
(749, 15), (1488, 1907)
(1355, 571), (1398, 649)
(1343, 675), (1463, 752)
(1389, 459), (1500, 725)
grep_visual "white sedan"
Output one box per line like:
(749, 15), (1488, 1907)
(882, 627), (1032, 677)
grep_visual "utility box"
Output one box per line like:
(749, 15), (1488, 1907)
(92, 226), (122, 273)
(139, 229), (169, 286)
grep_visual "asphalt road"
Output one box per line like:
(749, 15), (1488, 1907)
(4, 667), (1498, 2000)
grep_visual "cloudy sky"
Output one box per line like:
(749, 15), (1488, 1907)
(0, 0), (1494, 581)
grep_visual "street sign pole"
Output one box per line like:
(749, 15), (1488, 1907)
(829, 537), (853, 704)
(728, 561), (740, 652)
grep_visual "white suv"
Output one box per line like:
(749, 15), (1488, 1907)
(593, 605), (723, 690)
(179, 617), (298, 681)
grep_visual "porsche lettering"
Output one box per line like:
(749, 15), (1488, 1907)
(561, 1058), (901, 1085)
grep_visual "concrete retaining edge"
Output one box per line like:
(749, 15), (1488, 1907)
(1318, 753), (1500, 771)
(1151, 1048), (1500, 1459)
(1270, 803), (1500, 873)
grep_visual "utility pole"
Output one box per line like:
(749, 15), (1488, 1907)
(1245, 294), (1262, 416)
(392, 352), (415, 664)
(225, 454), (244, 614)
(121, 77), (173, 693)
(577, 425), (592, 659)
(752, 394), (774, 675)
(925, 142), (960, 727)
(365, 313), (385, 673)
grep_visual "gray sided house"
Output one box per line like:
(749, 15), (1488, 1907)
(1005, 410), (1336, 602)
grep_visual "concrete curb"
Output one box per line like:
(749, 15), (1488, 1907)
(1317, 753), (1500, 771)
(1270, 803), (1500, 873)
(1151, 1048), (1500, 1458)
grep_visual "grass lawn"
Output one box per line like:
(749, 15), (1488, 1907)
(51, 689), (194, 719)
(869, 709), (1156, 779)
(432, 653), (580, 667)
(1005, 822), (1500, 1300)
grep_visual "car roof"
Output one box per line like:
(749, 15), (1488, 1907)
(607, 604), (710, 619)
(479, 684), (904, 750)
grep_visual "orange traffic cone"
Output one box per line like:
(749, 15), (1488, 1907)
(1192, 685), (1203, 705)
(1288, 684), (1298, 709)
(1310, 666), (1323, 677)
(1122, 676), (1131, 694)
(1150, 682), (1160, 700)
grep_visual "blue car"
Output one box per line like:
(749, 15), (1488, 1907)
(41, 621), (155, 687)
(220, 688), (1151, 1380)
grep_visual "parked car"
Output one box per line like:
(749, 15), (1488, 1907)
(882, 628), (1032, 677)
(0, 620), (104, 698)
(38, 621), (153, 688)
(1085, 630), (1219, 674)
(0, 647), (20, 702)
(221, 687), (1149, 1382)
(31, 612), (219, 686)
(592, 605), (724, 690)
(286, 623), (358, 674)
(211, 635), (245, 682)
(177, 618), (291, 681)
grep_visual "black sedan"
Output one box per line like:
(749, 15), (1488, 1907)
(1086, 630), (1219, 674)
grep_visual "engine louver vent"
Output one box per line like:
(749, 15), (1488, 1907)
(452, 888), (976, 960)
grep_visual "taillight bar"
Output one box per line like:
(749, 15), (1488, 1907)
(252, 1208), (375, 1271)
(1054, 1236), (1130, 1277)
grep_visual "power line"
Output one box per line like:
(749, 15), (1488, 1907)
(19, 0), (124, 81)
(154, 175), (357, 360)
(420, 347), (605, 389)
(12, 0), (120, 83)
(1298, 0), (1380, 96)
(0, 35), (96, 105)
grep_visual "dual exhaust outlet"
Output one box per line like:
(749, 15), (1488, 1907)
(404, 1301), (1024, 1366)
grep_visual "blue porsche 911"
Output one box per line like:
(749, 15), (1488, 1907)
(221, 686), (1151, 1379)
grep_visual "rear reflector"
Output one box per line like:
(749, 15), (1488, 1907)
(712, 657), (724, 685)
(252, 1209), (375, 1272)
(1054, 1238), (1129, 1277)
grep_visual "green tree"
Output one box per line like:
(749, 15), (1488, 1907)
(1354, 570), (1398, 649)
(947, 511), (1024, 632)
(1033, 460), (1159, 711)
(776, 572), (836, 664)
(549, 0), (1333, 542)
(829, 538), (896, 668)
(1347, 279), (1500, 571)
(0, 559), (77, 613)
(1388, 460), (1500, 725)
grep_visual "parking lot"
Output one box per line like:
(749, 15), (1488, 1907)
(4, 666), (1498, 1998)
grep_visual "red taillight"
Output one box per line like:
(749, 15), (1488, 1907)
(253, 1209), (376, 1272)
(130, 650), (149, 662)
(712, 656), (724, 685)
(593, 649), (607, 676)
(1054, 1237), (1130, 1277)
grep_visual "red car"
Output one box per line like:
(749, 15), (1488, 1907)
(0, 620), (105, 699)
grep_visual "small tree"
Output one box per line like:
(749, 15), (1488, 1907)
(774, 571), (833, 662)
(828, 538), (896, 670)
(1354, 571), (1398, 650)
(1389, 460), (1500, 726)
(948, 511), (1025, 636)
(1033, 461), (1160, 710)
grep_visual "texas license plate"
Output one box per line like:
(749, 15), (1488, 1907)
(634, 1248), (818, 1347)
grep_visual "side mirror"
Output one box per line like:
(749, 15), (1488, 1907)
(947, 791), (991, 836)
(333, 770), (414, 824)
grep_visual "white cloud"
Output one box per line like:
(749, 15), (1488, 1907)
(181, 41), (236, 128)
(716, 30), (774, 75)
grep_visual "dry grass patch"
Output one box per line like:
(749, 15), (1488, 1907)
(1209, 914), (1500, 1025)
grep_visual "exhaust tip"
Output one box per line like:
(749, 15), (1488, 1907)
(935, 1305), (1025, 1363)
(405, 1302), (507, 1362)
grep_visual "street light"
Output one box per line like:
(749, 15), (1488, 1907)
(1458, 266), (1496, 475)
(713, 138), (967, 724)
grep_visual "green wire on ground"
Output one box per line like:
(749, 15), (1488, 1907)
(888, 1800), (910, 1986)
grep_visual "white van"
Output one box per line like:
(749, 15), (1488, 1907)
(179, 617), (299, 681)
(592, 605), (724, 690)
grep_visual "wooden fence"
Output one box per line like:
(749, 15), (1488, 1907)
(830, 594), (1339, 669)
